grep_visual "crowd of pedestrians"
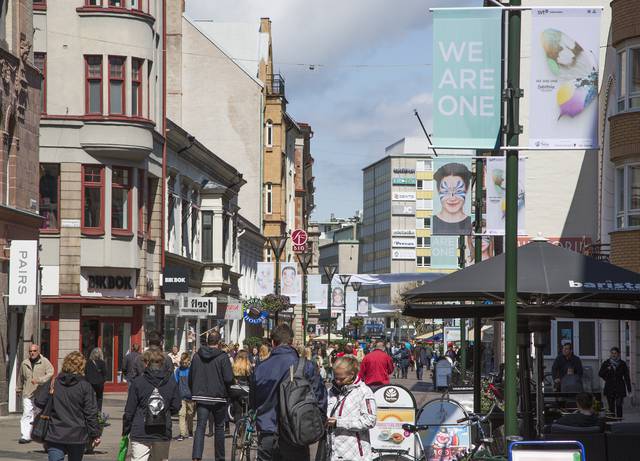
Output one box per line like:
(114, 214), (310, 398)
(14, 332), (636, 460)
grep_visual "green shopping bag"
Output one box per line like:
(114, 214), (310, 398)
(117, 436), (129, 461)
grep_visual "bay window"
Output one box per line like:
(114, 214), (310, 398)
(109, 56), (125, 115)
(617, 48), (640, 112)
(202, 211), (213, 262)
(82, 165), (104, 234)
(85, 55), (102, 114)
(39, 163), (59, 231)
(615, 164), (640, 229)
(131, 58), (143, 117)
(112, 167), (132, 234)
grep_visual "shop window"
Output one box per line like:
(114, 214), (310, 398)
(34, 53), (46, 113)
(39, 163), (59, 231)
(85, 55), (103, 114)
(131, 58), (143, 117)
(109, 56), (125, 115)
(112, 167), (131, 234)
(202, 211), (213, 262)
(615, 164), (640, 229)
(82, 165), (104, 234)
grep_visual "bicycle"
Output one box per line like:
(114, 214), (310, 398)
(231, 408), (258, 461)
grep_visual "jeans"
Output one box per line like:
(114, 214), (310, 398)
(607, 395), (625, 417)
(257, 433), (310, 461)
(401, 365), (408, 379)
(416, 365), (424, 380)
(20, 397), (36, 440)
(47, 442), (85, 461)
(192, 402), (226, 461)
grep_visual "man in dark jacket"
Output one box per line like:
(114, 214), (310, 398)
(189, 331), (233, 461)
(134, 331), (174, 378)
(122, 349), (181, 460)
(252, 324), (327, 461)
(395, 344), (410, 379)
(123, 343), (141, 382)
(414, 342), (431, 380)
(552, 342), (583, 391)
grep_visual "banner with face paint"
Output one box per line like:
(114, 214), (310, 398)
(529, 8), (601, 148)
(432, 157), (473, 235)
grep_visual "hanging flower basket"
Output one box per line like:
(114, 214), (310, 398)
(261, 293), (292, 314)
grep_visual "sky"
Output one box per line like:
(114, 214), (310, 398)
(186, 0), (483, 221)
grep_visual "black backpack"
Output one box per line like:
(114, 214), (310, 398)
(144, 387), (167, 427)
(278, 358), (325, 447)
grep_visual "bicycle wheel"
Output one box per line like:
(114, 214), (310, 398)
(231, 418), (247, 461)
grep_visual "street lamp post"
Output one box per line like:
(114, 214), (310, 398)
(322, 265), (338, 346)
(296, 252), (313, 345)
(351, 281), (362, 340)
(268, 235), (288, 325)
(338, 274), (352, 335)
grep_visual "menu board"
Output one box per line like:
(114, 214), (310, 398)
(371, 385), (417, 457)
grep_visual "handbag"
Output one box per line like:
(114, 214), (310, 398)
(31, 377), (56, 443)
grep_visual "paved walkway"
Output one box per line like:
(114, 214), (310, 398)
(1, 374), (639, 460)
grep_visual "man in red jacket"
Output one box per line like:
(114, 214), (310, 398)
(358, 341), (394, 390)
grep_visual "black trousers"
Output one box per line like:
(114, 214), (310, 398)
(91, 383), (104, 413)
(257, 433), (309, 461)
(607, 395), (625, 418)
(193, 402), (226, 461)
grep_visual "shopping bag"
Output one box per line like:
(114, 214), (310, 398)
(117, 435), (129, 461)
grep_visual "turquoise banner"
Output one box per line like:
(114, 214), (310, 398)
(433, 9), (502, 149)
(430, 235), (459, 269)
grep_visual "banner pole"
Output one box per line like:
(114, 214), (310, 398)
(473, 157), (484, 413)
(504, 0), (522, 439)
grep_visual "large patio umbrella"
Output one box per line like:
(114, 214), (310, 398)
(403, 241), (640, 320)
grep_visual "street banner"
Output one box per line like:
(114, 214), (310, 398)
(279, 263), (300, 303)
(9, 240), (38, 305)
(432, 157), (473, 235)
(431, 236), (459, 269)
(433, 8), (502, 149)
(357, 297), (369, 316)
(256, 262), (274, 296)
(307, 274), (323, 305)
(330, 281), (345, 308)
(529, 8), (601, 148)
(485, 157), (526, 235)
(464, 235), (495, 267)
(346, 291), (358, 313)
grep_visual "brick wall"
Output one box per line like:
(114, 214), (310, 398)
(609, 112), (640, 163)
(57, 305), (80, 370)
(610, 230), (640, 273)
(612, 0), (640, 46)
(59, 163), (81, 294)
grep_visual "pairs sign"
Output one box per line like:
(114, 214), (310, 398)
(9, 240), (38, 306)
(433, 9), (502, 149)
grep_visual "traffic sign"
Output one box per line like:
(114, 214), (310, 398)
(291, 229), (308, 253)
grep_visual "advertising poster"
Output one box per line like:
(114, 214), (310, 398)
(464, 235), (495, 266)
(346, 291), (358, 313)
(431, 236), (459, 270)
(357, 297), (369, 316)
(485, 157), (526, 235)
(529, 8), (601, 148)
(432, 157), (473, 235)
(418, 399), (472, 461)
(371, 386), (417, 457)
(307, 274), (323, 305)
(433, 9), (502, 149)
(330, 281), (345, 308)
(256, 262), (274, 296)
(392, 248), (417, 260)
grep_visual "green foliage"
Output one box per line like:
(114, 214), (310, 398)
(261, 293), (292, 313)
(243, 336), (264, 350)
(349, 316), (365, 328)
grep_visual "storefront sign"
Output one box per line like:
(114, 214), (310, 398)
(391, 204), (415, 216)
(243, 298), (268, 324)
(9, 240), (38, 306)
(224, 304), (243, 320)
(393, 168), (415, 174)
(371, 385), (417, 457)
(181, 297), (217, 318)
(517, 236), (592, 253)
(392, 177), (417, 186)
(392, 238), (416, 248)
(392, 249), (416, 260)
(392, 229), (416, 238)
(163, 266), (189, 293)
(81, 269), (137, 298)
(433, 8), (502, 148)
(392, 191), (416, 201)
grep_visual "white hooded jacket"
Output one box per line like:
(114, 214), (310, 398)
(327, 378), (377, 461)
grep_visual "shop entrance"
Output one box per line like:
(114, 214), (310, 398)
(81, 318), (132, 391)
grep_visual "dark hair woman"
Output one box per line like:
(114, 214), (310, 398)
(598, 347), (632, 417)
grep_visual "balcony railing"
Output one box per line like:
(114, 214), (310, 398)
(584, 243), (610, 262)
(269, 73), (285, 97)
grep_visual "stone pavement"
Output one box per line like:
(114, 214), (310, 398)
(1, 373), (639, 460)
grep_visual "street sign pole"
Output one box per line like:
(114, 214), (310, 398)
(504, 0), (522, 438)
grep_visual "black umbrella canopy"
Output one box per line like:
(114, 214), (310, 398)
(404, 241), (640, 305)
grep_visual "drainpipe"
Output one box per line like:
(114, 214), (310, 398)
(161, 0), (167, 271)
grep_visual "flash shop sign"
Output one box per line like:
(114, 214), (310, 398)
(9, 240), (38, 306)
(181, 297), (218, 318)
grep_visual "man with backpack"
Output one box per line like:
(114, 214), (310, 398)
(189, 331), (234, 461)
(252, 324), (327, 461)
(122, 349), (181, 461)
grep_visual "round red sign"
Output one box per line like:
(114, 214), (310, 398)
(291, 229), (308, 246)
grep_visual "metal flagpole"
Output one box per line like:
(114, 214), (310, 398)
(473, 157), (484, 413)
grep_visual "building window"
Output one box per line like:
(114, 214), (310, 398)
(33, 0), (46, 7)
(618, 48), (640, 112)
(265, 183), (273, 214)
(34, 53), (46, 113)
(109, 0), (122, 6)
(417, 256), (430, 267)
(168, 176), (176, 246)
(138, 169), (145, 237)
(131, 0), (141, 9)
(191, 190), (200, 252)
(265, 120), (273, 147)
(82, 165), (104, 234)
(416, 217), (431, 229)
(146, 176), (156, 237)
(202, 211), (213, 262)
(181, 186), (191, 258)
(86, 0), (102, 5)
(85, 55), (103, 114)
(615, 164), (640, 229)
(546, 319), (598, 359)
(112, 167), (131, 233)
(109, 56), (125, 115)
(416, 199), (433, 210)
(39, 163), (59, 231)
(416, 160), (433, 172)
(131, 58), (143, 117)
(417, 236), (430, 248)
(417, 179), (433, 191)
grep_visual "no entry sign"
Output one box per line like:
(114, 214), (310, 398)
(291, 229), (308, 253)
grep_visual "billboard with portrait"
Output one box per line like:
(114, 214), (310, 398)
(279, 263), (301, 304)
(256, 262), (274, 296)
(432, 157), (473, 235)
